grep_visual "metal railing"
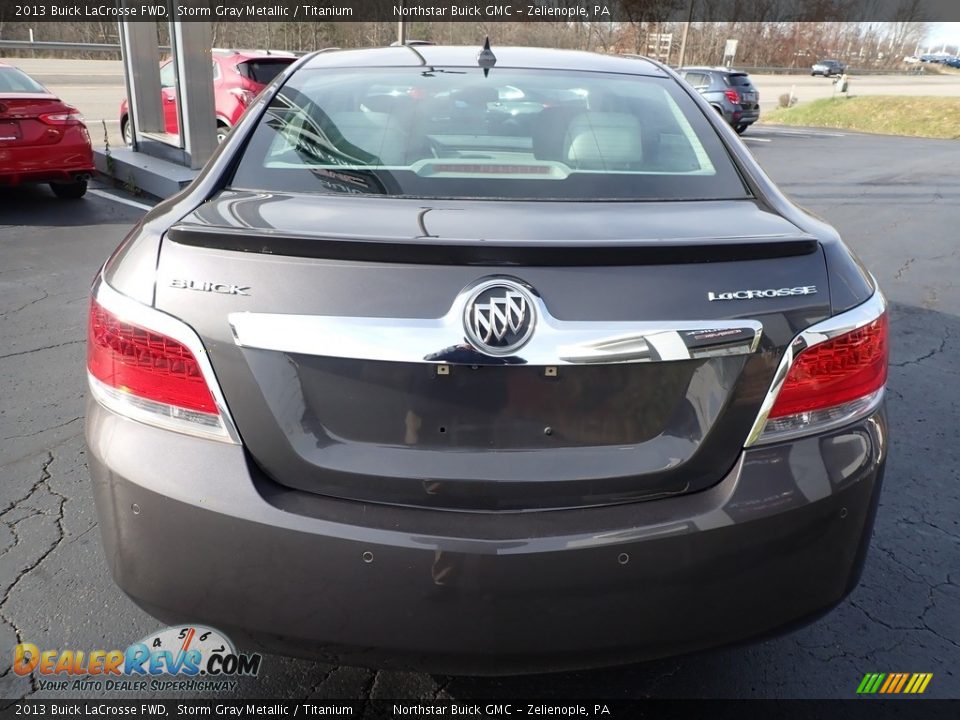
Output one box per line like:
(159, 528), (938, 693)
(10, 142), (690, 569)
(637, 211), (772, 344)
(0, 40), (170, 55)
(736, 65), (926, 76)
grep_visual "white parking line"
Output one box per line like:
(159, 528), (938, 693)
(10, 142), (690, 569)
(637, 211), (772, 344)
(755, 128), (848, 137)
(88, 188), (153, 212)
(743, 137), (772, 142)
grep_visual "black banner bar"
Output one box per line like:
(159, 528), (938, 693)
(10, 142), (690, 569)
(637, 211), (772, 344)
(1, 0), (960, 23)
(1, 700), (960, 720)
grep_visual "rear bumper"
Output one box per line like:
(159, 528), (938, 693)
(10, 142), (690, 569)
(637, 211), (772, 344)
(0, 127), (94, 186)
(87, 398), (886, 675)
(731, 107), (760, 125)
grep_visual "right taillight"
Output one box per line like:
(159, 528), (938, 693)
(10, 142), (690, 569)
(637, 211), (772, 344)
(87, 278), (239, 443)
(748, 292), (888, 445)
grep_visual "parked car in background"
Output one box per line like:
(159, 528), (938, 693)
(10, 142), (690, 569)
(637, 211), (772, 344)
(0, 61), (94, 198)
(88, 45), (888, 674)
(679, 66), (760, 134)
(920, 53), (955, 64)
(120, 49), (296, 145)
(811, 59), (846, 77)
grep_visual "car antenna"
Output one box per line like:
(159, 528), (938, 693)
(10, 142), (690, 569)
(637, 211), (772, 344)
(400, 42), (428, 67)
(477, 36), (497, 77)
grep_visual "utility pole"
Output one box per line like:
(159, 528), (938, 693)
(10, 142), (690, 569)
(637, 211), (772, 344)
(676, 0), (695, 68)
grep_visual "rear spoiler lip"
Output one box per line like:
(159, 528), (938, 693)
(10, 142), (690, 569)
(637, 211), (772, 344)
(166, 225), (820, 267)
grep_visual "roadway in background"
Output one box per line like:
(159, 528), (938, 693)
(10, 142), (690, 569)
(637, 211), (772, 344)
(8, 57), (960, 148)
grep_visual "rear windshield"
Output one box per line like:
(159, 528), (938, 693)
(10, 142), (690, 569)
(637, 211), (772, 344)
(0, 67), (47, 93)
(727, 74), (754, 86)
(230, 67), (749, 201)
(238, 59), (295, 86)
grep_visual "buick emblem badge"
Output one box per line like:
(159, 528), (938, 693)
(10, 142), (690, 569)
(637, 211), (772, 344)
(463, 280), (537, 357)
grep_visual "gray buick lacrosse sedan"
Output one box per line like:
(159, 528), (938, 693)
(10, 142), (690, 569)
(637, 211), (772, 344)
(87, 45), (888, 674)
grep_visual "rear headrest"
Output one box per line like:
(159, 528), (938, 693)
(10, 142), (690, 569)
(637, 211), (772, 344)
(362, 93), (414, 115)
(452, 86), (499, 105)
(564, 112), (644, 168)
(328, 111), (407, 166)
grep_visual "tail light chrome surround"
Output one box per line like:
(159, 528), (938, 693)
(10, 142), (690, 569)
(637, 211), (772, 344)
(88, 275), (241, 444)
(745, 289), (888, 447)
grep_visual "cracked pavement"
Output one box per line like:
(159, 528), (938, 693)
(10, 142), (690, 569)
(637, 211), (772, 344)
(0, 128), (958, 700)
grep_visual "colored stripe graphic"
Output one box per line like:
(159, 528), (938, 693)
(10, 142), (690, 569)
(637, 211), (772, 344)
(906, 673), (932, 694)
(893, 673), (909, 693)
(879, 674), (896, 693)
(857, 673), (933, 694)
(856, 674), (874, 694)
(861, 673), (885, 694)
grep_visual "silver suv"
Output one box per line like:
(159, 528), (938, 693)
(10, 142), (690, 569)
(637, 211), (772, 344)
(679, 66), (760, 135)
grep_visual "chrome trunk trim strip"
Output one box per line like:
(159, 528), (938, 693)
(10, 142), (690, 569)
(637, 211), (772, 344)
(228, 277), (763, 366)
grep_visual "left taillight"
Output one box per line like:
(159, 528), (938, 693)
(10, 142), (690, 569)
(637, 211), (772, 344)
(87, 279), (239, 443)
(723, 89), (741, 104)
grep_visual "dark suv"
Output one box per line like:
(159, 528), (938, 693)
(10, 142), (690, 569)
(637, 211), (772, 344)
(679, 66), (760, 134)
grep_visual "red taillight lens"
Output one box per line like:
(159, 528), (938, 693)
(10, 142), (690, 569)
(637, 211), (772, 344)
(87, 298), (217, 414)
(724, 89), (740, 104)
(769, 313), (888, 418)
(40, 110), (84, 125)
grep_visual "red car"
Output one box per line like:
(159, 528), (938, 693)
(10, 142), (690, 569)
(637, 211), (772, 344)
(0, 61), (95, 199)
(120, 49), (296, 145)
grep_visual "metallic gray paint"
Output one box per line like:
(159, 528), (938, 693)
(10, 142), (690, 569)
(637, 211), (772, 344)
(151, 234), (830, 510)
(87, 46), (888, 669)
(301, 46), (668, 77)
(87, 398), (885, 674)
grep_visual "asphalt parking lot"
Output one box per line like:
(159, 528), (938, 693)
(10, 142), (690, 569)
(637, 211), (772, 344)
(0, 127), (958, 700)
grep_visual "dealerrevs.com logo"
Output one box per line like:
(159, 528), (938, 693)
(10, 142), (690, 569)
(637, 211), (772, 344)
(13, 625), (261, 693)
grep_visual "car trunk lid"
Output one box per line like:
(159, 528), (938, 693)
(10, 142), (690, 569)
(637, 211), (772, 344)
(153, 192), (831, 511)
(0, 94), (73, 147)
